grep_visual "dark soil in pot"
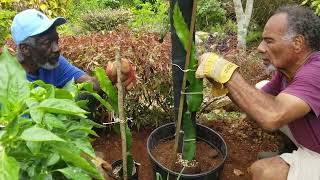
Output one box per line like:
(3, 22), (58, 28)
(152, 138), (224, 174)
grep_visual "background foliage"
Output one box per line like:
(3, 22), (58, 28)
(196, 0), (226, 31)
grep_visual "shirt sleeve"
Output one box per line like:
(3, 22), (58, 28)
(261, 71), (282, 96)
(282, 63), (320, 117)
(54, 56), (86, 87)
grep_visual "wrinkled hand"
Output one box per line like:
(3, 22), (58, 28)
(105, 58), (136, 90)
(196, 52), (238, 96)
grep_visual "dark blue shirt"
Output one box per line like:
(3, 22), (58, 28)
(26, 55), (85, 88)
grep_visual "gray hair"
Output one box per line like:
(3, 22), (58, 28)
(275, 5), (320, 51)
(16, 36), (37, 63)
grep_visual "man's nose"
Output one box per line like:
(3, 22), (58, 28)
(257, 41), (266, 54)
(51, 41), (60, 53)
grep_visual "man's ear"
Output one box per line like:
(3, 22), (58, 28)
(18, 44), (31, 57)
(292, 35), (305, 53)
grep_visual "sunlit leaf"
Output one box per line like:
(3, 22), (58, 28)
(94, 67), (118, 114)
(38, 99), (88, 118)
(21, 126), (65, 142)
(0, 148), (20, 180)
(57, 166), (91, 180)
(51, 142), (104, 180)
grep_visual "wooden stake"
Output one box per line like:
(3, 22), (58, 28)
(116, 48), (128, 180)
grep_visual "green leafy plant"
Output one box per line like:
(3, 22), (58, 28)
(0, 47), (114, 179)
(172, 2), (203, 161)
(129, 0), (169, 35)
(196, 0), (226, 31)
(0, 10), (16, 46)
(81, 8), (133, 32)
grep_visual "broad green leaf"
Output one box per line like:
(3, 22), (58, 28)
(30, 108), (44, 124)
(1, 117), (31, 144)
(67, 125), (98, 137)
(81, 119), (105, 128)
(73, 139), (95, 158)
(182, 111), (196, 160)
(0, 118), (19, 143)
(46, 153), (60, 166)
(88, 92), (113, 112)
(55, 89), (74, 100)
(76, 100), (89, 110)
(63, 79), (78, 98)
(31, 81), (55, 98)
(30, 87), (47, 101)
(26, 98), (39, 108)
(38, 99), (88, 118)
(0, 47), (29, 107)
(57, 166), (91, 180)
(43, 113), (66, 130)
(0, 148), (20, 180)
(51, 142), (103, 180)
(32, 172), (53, 180)
(20, 126), (65, 142)
(6, 142), (33, 161)
(94, 67), (118, 114)
(7, 75), (30, 106)
(26, 141), (42, 155)
(80, 82), (94, 92)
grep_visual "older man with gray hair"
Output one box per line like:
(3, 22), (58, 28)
(197, 5), (320, 180)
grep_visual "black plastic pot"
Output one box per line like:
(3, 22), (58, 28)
(147, 123), (227, 180)
(110, 159), (140, 180)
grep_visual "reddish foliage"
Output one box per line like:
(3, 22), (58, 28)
(59, 27), (174, 128)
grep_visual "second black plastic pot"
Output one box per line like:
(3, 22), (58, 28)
(147, 123), (227, 180)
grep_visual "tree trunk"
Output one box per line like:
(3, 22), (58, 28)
(233, 0), (254, 51)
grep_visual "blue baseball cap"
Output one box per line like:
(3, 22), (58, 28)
(11, 9), (66, 45)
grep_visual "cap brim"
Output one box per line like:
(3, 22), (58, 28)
(30, 17), (66, 37)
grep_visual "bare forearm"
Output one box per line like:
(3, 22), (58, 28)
(225, 71), (282, 130)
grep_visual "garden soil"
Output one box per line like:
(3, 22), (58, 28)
(93, 118), (285, 180)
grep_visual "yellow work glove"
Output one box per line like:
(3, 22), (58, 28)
(196, 52), (238, 96)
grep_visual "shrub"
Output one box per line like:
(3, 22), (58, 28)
(251, 0), (302, 27)
(0, 10), (16, 46)
(129, 0), (170, 35)
(81, 8), (133, 32)
(56, 28), (173, 130)
(196, 0), (226, 31)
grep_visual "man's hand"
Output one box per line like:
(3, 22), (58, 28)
(196, 52), (238, 96)
(196, 52), (238, 83)
(105, 58), (136, 90)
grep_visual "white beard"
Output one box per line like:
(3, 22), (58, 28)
(40, 61), (59, 70)
(266, 64), (276, 75)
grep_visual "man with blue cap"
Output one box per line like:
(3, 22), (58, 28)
(11, 9), (135, 91)
(10, 9), (137, 179)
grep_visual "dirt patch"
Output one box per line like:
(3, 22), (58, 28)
(93, 118), (284, 180)
(151, 139), (223, 174)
